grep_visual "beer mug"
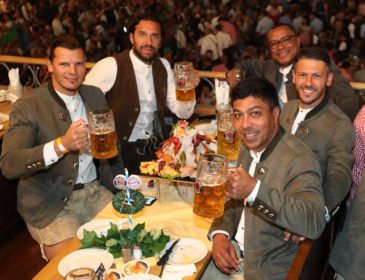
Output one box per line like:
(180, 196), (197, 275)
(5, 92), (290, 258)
(193, 154), (228, 218)
(217, 108), (241, 162)
(88, 108), (118, 159)
(174, 61), (196, 102)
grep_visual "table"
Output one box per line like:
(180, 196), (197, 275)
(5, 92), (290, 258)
(33, 181), (213, 280)
(0, 100), (11, 140)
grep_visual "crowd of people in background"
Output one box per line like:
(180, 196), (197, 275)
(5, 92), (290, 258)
(1, 0), (365, 100)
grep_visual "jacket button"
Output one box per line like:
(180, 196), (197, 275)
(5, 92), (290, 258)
(269, 213), (275, 218)
(258, 205), (264, 211)
(37, 162), (41, 166)
(123, 136), (127, 141)
(73, 163), (78, 168)
(67, 180), (74, 185)
(59, 113), (66, 121)
(258, 168), (265, 175)
(27, 165), (32, 169)
(263, 209), (269, 214)
(129, 121), (133, 126)
(301, 127), (309, 134)
(134, 107), (139, 112)
(286, 118), (290, 124)
(62, 196), (67, 201)
(32, 163), (37, 168)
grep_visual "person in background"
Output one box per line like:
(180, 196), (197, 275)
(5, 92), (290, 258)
(84, 14), (198, 174)
(0, 35), (123, 260)
(229, 24), (359, 121)
(201, 77), (325, 279)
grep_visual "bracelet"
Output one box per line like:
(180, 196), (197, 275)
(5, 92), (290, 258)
(56, 137), (69, 153)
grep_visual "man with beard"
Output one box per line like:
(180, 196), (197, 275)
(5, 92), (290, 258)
(84, 14), (197, 173)
(229, 24), (359, 121)
(280, 47), (354, 229)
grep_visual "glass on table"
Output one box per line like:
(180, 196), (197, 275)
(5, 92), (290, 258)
(88, 108), (118, 159)
(217, 107), (241, 162)
(193, 154), (228, 219)
(174, 61), (196, 102)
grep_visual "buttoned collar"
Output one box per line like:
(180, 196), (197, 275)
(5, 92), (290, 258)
(279, 64), (293, 81)
(130, 49), (152, 74)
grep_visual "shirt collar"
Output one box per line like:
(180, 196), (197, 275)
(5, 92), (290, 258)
(130, 49), (152, 74)
(279, 64), (293, 76)
(249, 148), (266, 163)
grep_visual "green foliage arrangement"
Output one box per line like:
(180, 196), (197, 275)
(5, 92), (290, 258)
(79, 222), (170, 259)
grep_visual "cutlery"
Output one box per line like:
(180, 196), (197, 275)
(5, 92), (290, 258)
(158, 239), (180, 277)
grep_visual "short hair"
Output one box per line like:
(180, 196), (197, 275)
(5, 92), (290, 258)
(231, 77), (279, 110)
(266, 24), (297, 46)
(295, 47), (331, 69)
(49, 35), (83, 61)
(129, 13), (163, 37)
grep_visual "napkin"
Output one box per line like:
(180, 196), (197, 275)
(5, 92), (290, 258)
(214, 79), (229, 107)
(161, 264), (197, 280)
(7, 68), (23, 101)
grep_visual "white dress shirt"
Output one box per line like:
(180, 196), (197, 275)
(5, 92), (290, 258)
(84, 50), (196, 141)
(291, 107), (313, 135)
(43, 91), (96, 184)
(211, 149), (264, 251)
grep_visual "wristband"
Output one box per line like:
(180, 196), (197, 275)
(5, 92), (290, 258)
(56, 137), (69, 153)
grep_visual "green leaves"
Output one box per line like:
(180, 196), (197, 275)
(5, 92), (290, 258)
(79, 222), (170, 259)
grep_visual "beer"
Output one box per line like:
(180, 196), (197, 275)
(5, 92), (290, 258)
(193, 177), (226, 218)
(176, 87), (195, 102)
(217, 129), (241, 162)
(193, 154), (228, 219)
(90, 129), (118, 159)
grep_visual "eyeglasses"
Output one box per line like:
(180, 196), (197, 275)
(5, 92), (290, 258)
(268, 35), (297, 49)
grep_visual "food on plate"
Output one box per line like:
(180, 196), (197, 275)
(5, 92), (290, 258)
(104, 269), (122, 280)
(147, 180), (154, 188)
(140, 120), (217, 178)
(123, 260), (149, 275)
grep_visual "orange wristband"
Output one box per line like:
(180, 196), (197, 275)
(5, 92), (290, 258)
(56, 137), (69, 153)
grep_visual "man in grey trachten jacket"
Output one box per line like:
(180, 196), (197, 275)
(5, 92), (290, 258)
(201, 77), (325, 280)
(280, 47), (354, 223)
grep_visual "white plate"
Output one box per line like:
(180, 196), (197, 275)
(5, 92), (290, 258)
(77, 218), (128, 239)
(140, 178), (170, 192)
(58, 248), (114, 277)
(122, 274), (161, 280)
(160, 238), (208, 265)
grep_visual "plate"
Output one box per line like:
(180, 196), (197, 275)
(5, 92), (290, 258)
(139, 178), (170, 192)
(58, 248), (114, 277)
(77, 218), (128, 239)
(123, 260), (150, 276)
(160, 238), (208, 265)
(121, 274), (161, 280)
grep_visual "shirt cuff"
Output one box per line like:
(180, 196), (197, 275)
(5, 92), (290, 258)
(43, 140), (61, 166)
(246, 179), (261, 204)
(176, 100), (196, 119)
(209, 230), (230, 241)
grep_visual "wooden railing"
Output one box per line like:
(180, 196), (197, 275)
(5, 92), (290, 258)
(2, 55), (364, 90)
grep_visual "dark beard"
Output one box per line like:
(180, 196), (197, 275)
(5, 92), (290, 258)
(133, 47), (157, 64)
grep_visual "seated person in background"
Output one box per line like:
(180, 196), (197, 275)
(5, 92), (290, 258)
(0, 35), (124, 260)
(280, 47), (354, 225)
(201, 77), (325, 279)
(84, 14), (198, 174)
(329, 169), (365, 280)
(229, 24), (359, 121)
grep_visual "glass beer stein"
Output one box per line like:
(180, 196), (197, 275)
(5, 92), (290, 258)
(174, 61), (196, 102)
(193, 154), (228, 219)
(217, 107), (241, 162)
(88, 108), (118, 159)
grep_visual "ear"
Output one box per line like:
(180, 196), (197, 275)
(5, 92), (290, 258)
(273, 106), (280, 123)
(129, 33), (134, 45)
(46, 58), (53, 73)
(292, 68), (296, 84)
(326, 72), (333, 87)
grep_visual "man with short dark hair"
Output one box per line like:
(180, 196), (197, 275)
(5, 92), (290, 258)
(231, 24), (359, 121)
(201, 77), (325, 279)
(280, 47), (354, 223)
(0, 35), (123, 260)
(84, 14), (197, 173)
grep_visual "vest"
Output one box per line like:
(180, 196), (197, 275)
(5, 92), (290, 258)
(106, 50), (169, 143)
